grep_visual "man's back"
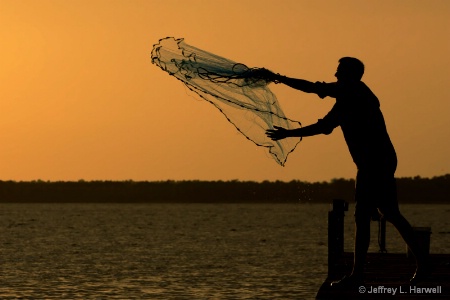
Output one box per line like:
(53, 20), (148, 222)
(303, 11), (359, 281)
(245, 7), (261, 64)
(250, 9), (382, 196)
(319, 81), (397, 171)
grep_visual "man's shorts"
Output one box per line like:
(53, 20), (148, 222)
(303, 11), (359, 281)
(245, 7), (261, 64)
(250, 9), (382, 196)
(354, 169), (400, 220)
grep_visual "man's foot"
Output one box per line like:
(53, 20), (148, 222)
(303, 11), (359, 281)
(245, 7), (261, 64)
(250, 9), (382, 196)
(409, 263), (431, 285)
(330, 275), (364, 289)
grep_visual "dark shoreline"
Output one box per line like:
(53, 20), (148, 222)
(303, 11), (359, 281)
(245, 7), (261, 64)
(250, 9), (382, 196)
(0, 174), (448, 204)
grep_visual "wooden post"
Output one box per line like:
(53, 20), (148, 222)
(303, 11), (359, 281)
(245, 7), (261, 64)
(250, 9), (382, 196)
(328, 199), (348, 276)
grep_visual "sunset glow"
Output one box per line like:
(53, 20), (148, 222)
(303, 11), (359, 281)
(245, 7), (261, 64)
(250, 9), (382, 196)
(1, 0), (449, 182)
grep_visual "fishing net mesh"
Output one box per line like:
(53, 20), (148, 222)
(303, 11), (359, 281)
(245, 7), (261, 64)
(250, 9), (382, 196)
(151, 37), (301, 166)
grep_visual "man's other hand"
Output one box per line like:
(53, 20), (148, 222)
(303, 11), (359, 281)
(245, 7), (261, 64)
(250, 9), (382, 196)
(266, 126), (289, 141)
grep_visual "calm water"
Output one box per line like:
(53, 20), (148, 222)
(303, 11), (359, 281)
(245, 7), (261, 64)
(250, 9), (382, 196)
(0, 203), (449, 299)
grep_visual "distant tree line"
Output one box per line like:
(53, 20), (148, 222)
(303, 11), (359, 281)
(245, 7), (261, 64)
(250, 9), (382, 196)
(0, 174), (448, 204)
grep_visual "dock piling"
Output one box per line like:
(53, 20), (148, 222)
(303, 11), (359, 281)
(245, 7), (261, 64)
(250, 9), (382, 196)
(328, 199), (348, 276)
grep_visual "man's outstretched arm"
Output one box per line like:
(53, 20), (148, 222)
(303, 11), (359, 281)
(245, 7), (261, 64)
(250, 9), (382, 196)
(254, 69), (318, 94)
(254, 68), (333, 98)
(275, 75), (318, 94)
(266, 123), (327, 141)
(266, 71), (331, 99)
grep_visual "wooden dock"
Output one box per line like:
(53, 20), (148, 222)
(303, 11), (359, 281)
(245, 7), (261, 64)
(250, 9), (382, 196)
(316, 200), (450, 299)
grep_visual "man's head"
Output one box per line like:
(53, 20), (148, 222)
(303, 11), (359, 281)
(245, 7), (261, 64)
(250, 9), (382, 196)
(335, 57), (364, 82)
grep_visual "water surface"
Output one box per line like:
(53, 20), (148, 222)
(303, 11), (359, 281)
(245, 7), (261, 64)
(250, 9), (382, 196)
(1, 203), (448, 299)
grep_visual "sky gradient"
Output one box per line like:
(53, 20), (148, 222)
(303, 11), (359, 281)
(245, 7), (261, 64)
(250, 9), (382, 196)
(1, 0), (449, 182)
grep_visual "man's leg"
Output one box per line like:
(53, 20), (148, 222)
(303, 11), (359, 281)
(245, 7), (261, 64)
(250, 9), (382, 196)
(331, 171), (370, 288)
(330, 212), (370, 288)
(352, 214), (371, 278)
(383, 211), (429, 282)
(378, 173), (429, 283)
(386, 212), (421, 257)
(351, 170), (373, 279)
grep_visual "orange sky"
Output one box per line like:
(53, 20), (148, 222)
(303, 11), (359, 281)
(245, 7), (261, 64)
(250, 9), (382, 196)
(0, 0), (449, 182)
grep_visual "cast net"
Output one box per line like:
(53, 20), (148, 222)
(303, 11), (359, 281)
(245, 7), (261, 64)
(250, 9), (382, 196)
(151, 37), (301, 166)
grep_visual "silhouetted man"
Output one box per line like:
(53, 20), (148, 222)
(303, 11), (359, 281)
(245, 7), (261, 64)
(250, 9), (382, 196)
(264, 57), (427, 288)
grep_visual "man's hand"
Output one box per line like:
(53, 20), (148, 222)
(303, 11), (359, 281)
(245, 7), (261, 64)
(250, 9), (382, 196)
(315, 81), (328, 99)
(251, 68), (279, 82)
(266, 126), (290, 141)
